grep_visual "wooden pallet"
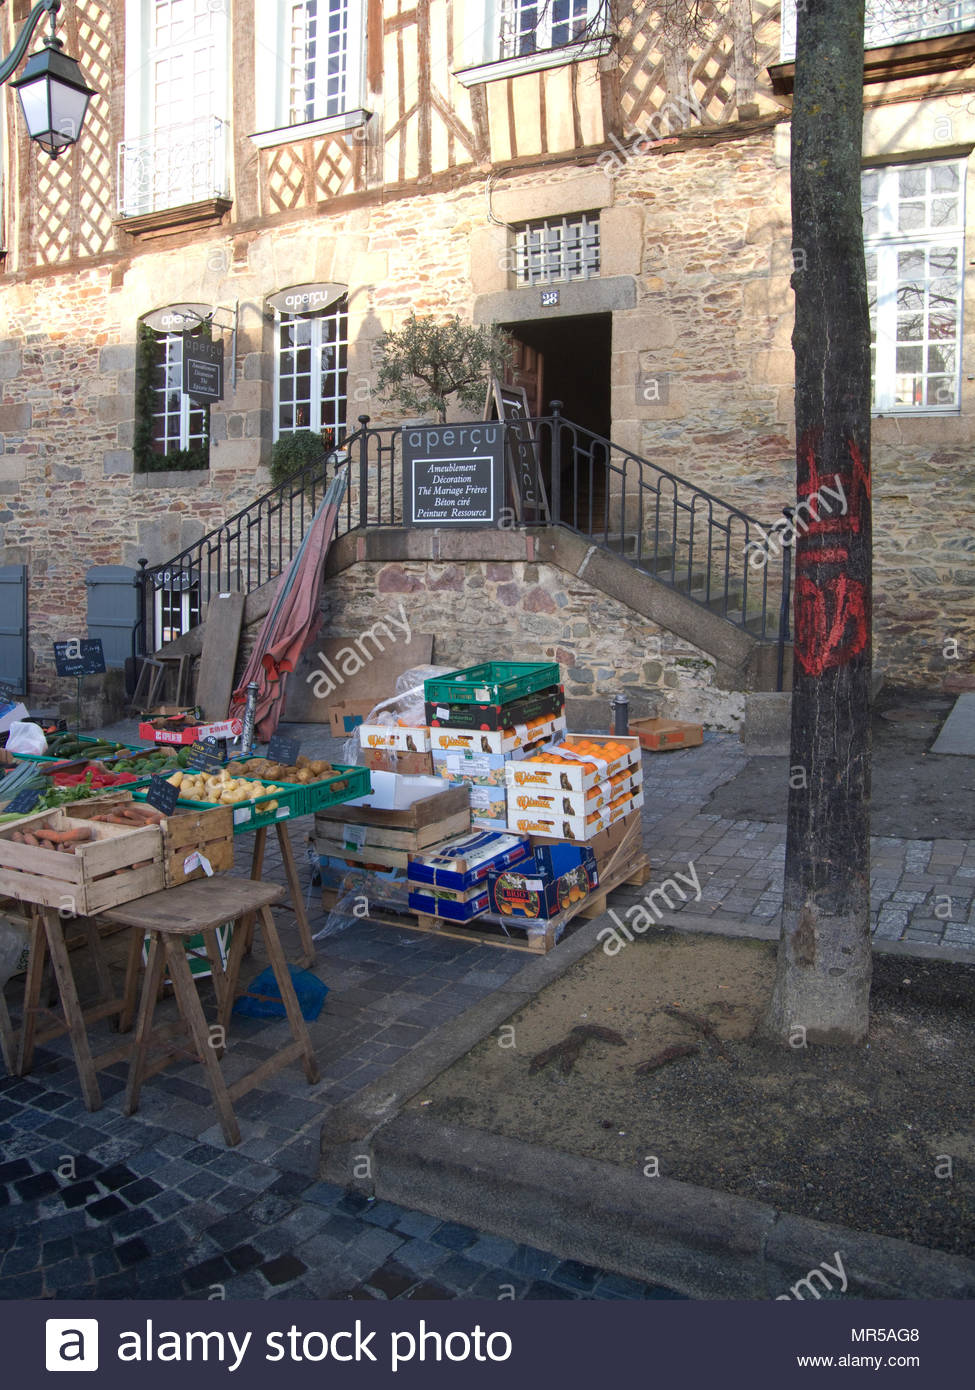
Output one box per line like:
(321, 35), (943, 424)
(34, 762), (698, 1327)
(320, 854), (651, 954)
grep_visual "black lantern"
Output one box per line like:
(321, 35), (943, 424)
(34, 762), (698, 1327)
(0, 0), (94, 158)
(11, 41), (95, 158)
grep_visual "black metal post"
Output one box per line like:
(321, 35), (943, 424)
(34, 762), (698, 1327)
(776, 506), (795, 693)
(612, 692), (629, 736)
(357, 414), (370, 530)
(549, 399), (562, 528)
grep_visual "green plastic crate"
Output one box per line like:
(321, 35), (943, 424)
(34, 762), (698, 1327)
(424, 662), (561, 707)
(134, 778), (305, 835)
(276, 764), (371, 817)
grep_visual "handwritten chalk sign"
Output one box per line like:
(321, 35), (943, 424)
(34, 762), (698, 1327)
(403, 423), (504, 527)
(266, 734), (300, 766)
(146, 776), (179, 815)
(53, 639), (106, 677)
(186, 736), (224, 772)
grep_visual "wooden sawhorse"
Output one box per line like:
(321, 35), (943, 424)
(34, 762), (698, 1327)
(98, 876), (319, 1146)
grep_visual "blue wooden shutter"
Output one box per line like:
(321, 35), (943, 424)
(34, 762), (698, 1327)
(0, 564), (27, 694)
(85, 566), (138, 669)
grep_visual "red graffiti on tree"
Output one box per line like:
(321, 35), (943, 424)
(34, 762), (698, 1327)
(794, 432), (871, 676)
(795, 573), (870, 676)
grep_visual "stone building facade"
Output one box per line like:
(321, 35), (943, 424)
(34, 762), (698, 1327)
(0, 1), (973, 711)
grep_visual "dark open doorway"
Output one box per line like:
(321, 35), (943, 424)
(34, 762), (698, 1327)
(502, 312), (612, 529)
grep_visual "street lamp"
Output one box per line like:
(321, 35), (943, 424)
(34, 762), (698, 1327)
(3, 0), (94, 158)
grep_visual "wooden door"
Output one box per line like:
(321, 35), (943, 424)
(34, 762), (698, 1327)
(505, 340), (544, 416)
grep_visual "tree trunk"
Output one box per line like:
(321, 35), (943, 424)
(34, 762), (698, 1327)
(763, 0), (873, 1046)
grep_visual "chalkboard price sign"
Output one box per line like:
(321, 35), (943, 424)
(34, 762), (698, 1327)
(186, 736), (224, 772)
(146, 775), (179, 816)
(403, 423), (504, 527)
(266, 734), (300, 766)
(4, 786), (41, 815)
(53, 639), (106, 678)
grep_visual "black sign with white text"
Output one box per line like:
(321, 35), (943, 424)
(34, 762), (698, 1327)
(146, 775), (179, 815)
(403, 423), (504, 527)
(53, 639), (106, 677)
(182, 336), (224, 402)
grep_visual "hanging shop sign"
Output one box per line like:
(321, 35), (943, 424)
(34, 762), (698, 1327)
(142, 303), (211, 334)
(265, 283), (347, 318)
(182, 335), (224, 402)
(402, 423), (505, 527)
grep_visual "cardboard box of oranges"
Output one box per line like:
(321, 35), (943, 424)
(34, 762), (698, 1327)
(505, 734), (641, 794)
(488, 842), (598, 922)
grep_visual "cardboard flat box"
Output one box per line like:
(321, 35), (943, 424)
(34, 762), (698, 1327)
(506, 769), (640, 819)
(510, 786), (644, 842)
(489, 842), (598, 921)
(408, 887), (491, 922)
(285, 633), (434, 723)
(581, 809), (643, 870)
(362, 747), (434, 777)
(0, 701), (29, 735)
(429, 715), (565, 757)
(328, 701), (377, 737)
(139, 716), (242, 746)
(358, 724), (431, 752)
(505, 735), (641, 793)
(408, 829), (530, 893)
(630, 716), (703, 751)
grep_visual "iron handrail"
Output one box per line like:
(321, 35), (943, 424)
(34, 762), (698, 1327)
(140, 414), (793, 676)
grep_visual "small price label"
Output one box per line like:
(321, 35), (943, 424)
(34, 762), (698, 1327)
(343, 823), (367, 850)
(266, 734), (300, 766)
(186, 736), (223, 772)
(146, 776), (179, 815)
(4, 786), (41, 815)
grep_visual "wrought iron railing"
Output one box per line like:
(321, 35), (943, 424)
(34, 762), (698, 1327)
(138, 410), (793, 681)
(117, 116), (229, 218)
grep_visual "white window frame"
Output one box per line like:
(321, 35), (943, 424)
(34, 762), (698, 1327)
(272, 298), (349, 443)
(121, 0), (229, 215)
(252, 0), (367, 146)
(781, 0), (975, 62)
(455, 0), (610, 87)
(864, 158), (966, 415)
(149, 333), (210, 455)
(514, 212), (601, 286)
(153, 574), (201, 648)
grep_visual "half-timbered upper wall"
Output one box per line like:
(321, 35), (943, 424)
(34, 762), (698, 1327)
(6, 0), (120, 270)
(9, 2), (789, 269)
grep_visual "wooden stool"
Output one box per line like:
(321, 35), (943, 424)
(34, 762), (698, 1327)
(11, 907), (143, 1111)
(97, 877), (320, 1146)
(242, 823), (316, 968)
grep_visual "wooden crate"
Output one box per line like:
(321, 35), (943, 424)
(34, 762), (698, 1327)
(0, 807), (164, 914)
(314, 777), (470, 866)
(64, 792), (234, 888)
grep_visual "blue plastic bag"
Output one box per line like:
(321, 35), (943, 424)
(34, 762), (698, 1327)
(232, 964), (328, 1022)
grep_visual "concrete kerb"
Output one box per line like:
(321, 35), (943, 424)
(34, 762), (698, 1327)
(318, 909), (975, 1300)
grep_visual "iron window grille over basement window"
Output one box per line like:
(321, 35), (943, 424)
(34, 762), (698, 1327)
(514, 213), (600, 286)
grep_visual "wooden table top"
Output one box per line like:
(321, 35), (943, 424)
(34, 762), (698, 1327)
(97, 876), (285, 935)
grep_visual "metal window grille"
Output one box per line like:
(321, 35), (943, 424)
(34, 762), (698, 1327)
(781, 0), (975, 61)
(863, 159), (965, 412)
(275, 299), (349, 441)
(150, 334), (209, 454)
(514, 213), (601, 286)
(500, 0), (599, 58)
(290, 0), (350, 124)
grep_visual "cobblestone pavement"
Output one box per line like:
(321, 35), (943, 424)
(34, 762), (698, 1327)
(634, 732), (975, 952)
(5, 713), (971, 1302)
(1, 719), (683, 1301)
